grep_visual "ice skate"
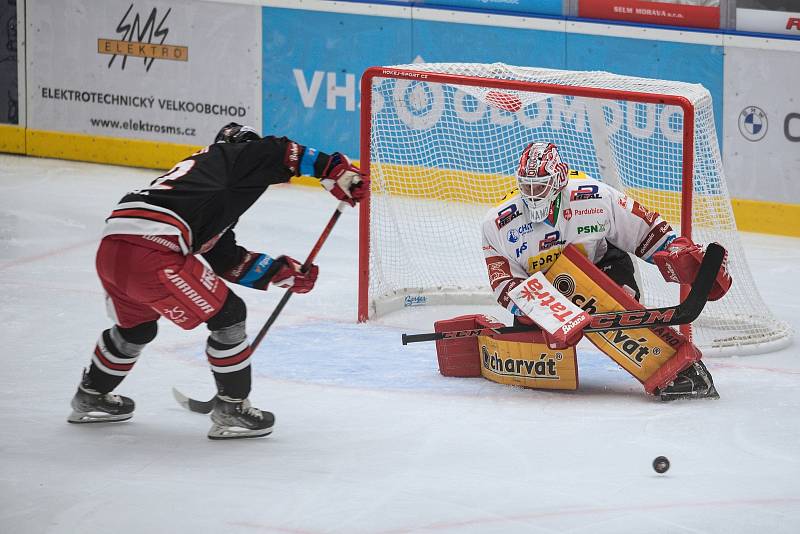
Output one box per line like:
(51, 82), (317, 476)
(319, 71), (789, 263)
(657, 361), (719, 401)
(208, 395), (274, 440)
(67, 371), (134, 423)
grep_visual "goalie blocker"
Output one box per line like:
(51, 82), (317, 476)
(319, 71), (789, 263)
(434, 245), (718, 398)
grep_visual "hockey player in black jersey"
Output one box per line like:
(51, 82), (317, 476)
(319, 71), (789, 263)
(68, 123), (368, 439)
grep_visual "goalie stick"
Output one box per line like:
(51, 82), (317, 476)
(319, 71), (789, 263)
(401, 242), (725, 345)
(173, 200), (350, 415)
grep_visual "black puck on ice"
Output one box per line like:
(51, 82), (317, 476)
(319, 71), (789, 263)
(652, 456), (670, 474)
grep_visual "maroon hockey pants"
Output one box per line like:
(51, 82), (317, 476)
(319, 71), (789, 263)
(96, 235), (229, 329)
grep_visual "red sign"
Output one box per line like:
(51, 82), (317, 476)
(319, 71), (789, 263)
(579, 0), (721, 29)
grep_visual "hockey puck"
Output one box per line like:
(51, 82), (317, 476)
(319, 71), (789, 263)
(652, 456), (670, 474)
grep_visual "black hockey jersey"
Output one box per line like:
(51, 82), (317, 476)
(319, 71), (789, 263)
(103, 136), (330, 273)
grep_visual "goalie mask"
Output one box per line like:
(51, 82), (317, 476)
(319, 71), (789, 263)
(516, 142), (569, 223)
(214, 122), (261, 144)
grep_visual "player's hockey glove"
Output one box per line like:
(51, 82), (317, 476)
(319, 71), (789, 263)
(319, 153), (369, 207)
(222, 251), (318, 293)
(652, 237), (731, 301)
(269, 255), (319, 294)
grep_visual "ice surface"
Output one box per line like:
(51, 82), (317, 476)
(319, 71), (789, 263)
(1, 154), (799, 533)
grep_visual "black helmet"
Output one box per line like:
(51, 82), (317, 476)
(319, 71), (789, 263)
(214, 122), (261, 144)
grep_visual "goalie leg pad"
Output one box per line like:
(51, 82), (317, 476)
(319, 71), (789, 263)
(433, 315), (578, 389)
(479, 330), (578, 390)
(434, 315), (502, 377)
(548, 245), (689, 390)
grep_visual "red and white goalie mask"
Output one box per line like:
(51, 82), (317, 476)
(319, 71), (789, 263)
(516, 142), (569, 222)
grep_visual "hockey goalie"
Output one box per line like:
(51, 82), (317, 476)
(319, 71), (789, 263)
(436, 142), (731, 401)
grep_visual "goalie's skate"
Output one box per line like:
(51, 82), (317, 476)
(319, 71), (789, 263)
(67, 371), (134, 423)
(208, 395), (274, 440)
(657, 361), (719, 401)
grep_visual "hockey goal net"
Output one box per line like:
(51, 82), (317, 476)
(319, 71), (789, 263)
(358, 63), (792, 356)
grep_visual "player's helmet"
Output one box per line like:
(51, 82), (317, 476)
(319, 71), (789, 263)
(214, 122), (261, 144)
(516, 142), (569, 222)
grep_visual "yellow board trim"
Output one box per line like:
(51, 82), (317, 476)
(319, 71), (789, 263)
(0, 124), (26, 154)
(16, 129), (331, 187)
(733, 198), (800, 237)
(25, 129), (201, 170)
(1, 130), (797, 236)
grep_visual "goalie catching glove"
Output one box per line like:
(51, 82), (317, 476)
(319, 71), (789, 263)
(222, 251), (318, 294)
(652, 237), (731, 301)
(319, 152), (369, 207)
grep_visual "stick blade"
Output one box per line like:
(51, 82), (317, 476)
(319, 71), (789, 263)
(172, 387), (191, 410)
(172, 388), (215, 414)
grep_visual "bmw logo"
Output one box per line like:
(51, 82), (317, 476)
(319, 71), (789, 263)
(507, 228), (519, 243)
(738, 106), (768, 142)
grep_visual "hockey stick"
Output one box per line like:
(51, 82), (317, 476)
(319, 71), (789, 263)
(173, 200), (350, 414)
(401, 242), (725, 345)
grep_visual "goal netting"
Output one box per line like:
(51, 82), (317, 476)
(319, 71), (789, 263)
(358, 62), (792, 356)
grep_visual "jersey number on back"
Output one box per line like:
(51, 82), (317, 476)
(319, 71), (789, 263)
(137, 160), (196, 194)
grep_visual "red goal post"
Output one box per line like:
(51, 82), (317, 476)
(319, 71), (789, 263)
(358, 63), (791, 356)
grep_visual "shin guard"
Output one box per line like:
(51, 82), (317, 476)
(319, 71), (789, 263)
(87, 323), (155, 393)
(206, 292), (252, 399)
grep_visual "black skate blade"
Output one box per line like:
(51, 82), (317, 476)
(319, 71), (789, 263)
(658, 386), (720, 402)
(207, 424), (273, 440)
(67, 411), (132, 424)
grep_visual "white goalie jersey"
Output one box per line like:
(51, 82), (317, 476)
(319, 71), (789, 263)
(481, 172), (677, 315)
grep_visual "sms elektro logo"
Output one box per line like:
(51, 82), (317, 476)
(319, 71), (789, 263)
(98, 5), (188, 72)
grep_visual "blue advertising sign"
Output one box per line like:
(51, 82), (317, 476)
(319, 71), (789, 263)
(566, 32), (724, 143)
(263, 7), (412, 156)
(418, 0), (562, 17)
(262, 6), (564, 157)
(342, 0), (563, 17)
(263, 5), (723, 164)
(412, 19), (565, 67)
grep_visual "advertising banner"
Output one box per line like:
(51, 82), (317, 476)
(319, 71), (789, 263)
(263, 4), (722, 160)
(263, 6), (565, 157)
(27, 0), (261, 144)
(263, 7), (412, 157)
(565, 32), (724, 143)
(418, 0), (563, 16)
(578, 0), (721, 29)
(736, 1), (800, 36)
(723, 45), (800, 203)
(0, 1), (18, 125)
